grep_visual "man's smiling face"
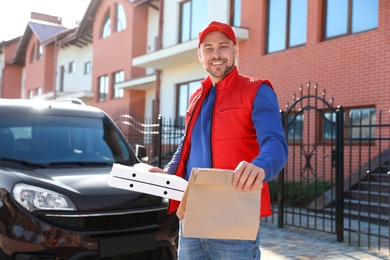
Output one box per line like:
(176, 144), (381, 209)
(198, 31), (237, 85)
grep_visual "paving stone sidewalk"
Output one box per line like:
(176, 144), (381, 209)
(259, 223), (389, 259)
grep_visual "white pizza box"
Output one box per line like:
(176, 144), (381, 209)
(108, 163), (188, 201)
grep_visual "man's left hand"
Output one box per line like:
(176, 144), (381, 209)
(232, 161), (265, 191)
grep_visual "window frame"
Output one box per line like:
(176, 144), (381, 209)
(102, 10), (111, 39)
(29, 90), (34, 99)
(179, 0), (208, 43)
(36, 87), (43, 96)
(285, 112), (304, 144)
(37, 42), (43, 60)
(229, 0), (241, 27)
(84, 61), (92, 75)
(323, 0), (379, 40)
(176, 79), (202, 126)
(30, 44), (36, 63)
(266, 0), (308, 54)
(116, 3), (126, 32)
(113, 70), (124, 99)
(99, 75), (109, 102)
(68, 61), (76, 74)
(320, 106), (376, 144)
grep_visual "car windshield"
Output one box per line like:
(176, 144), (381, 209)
(0, 114), (137, 166)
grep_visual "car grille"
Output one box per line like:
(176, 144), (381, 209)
(37, 207), (168, 231)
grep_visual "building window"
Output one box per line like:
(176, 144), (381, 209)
(102, 10), (111, 38)
(30, 44), (35, 63)
(68, 61), (76, 73)
(285, 113), (303, 142)
(37, 43), (43, 60)
(59, 65), (65, 92)
(322, 107), (376, 141)
(230, 0), (241, 27)
(114, 71), (124, 98)
(84, 61), (92, 75)
(99, 75), (109, 101)
(179, 0), (207, 43)
(177, 80), (201, 125)
(325, 0), (378, 39)
(322, 112), (336, 141)
(266, 0), (307, 53)
(116, 3), (126, 32)
(36, 87), (43, 96)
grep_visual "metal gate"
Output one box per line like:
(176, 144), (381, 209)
(271, 83), (390, 254)
(274, 83), (345, 241)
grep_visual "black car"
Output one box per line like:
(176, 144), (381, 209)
(0, 98), (178, 260)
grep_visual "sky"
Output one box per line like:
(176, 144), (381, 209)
(0, 0), (91, 42)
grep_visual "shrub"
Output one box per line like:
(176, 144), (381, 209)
(268, 179), (332, 207)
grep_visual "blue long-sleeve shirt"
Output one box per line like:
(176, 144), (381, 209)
(164, 83), (288, 182)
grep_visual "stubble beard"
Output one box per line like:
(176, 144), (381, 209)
(206, 63), (235, 81)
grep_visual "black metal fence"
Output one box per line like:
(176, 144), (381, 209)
(113, 113), (184, 168)
(113, 84), (390, 254)
(269, 84), (390, 255)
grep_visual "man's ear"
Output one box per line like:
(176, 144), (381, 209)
(197, 49), (202, 63)
(234, 44), (238, 58)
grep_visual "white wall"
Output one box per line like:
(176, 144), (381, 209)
(161, 0), (180, 48)
(56, 43), (93, 92)
(147, 6), (159, 53)
(145, 88), (155, 119)
(146, 6), (159, 75)
(207, 0), (230, 23)
(159, 61), (206, 119)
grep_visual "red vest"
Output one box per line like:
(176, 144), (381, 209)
(169, 67), (273, 218)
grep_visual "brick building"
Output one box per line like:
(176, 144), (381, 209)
(1, 0), (389, 125)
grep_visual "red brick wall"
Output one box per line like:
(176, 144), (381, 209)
(240, 0), (390, 181)
(43, 43), (55, 93)
(239, 0), (390, 112)
(2, 40), (22, 98)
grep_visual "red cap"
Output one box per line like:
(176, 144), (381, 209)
(198, 21), (236, 47)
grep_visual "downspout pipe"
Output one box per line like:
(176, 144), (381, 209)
(154, 0), (164, 119)
(53, 35), (58, 100)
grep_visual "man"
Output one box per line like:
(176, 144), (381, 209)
(150, 20), (288, 259)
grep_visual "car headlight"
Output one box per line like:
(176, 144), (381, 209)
(162, 197), (169, 205)
(12, 184), (77, 212)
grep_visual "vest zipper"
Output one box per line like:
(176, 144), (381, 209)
(210, 84), (217, 168)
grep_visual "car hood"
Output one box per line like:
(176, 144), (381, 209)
(7, 166), (164, 211)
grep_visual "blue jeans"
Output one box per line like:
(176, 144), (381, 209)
(177, 221), (261, 260)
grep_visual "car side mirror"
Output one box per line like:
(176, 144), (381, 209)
(135, 144), (148, 163)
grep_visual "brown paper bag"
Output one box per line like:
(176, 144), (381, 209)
(177, 168), (262, 240)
